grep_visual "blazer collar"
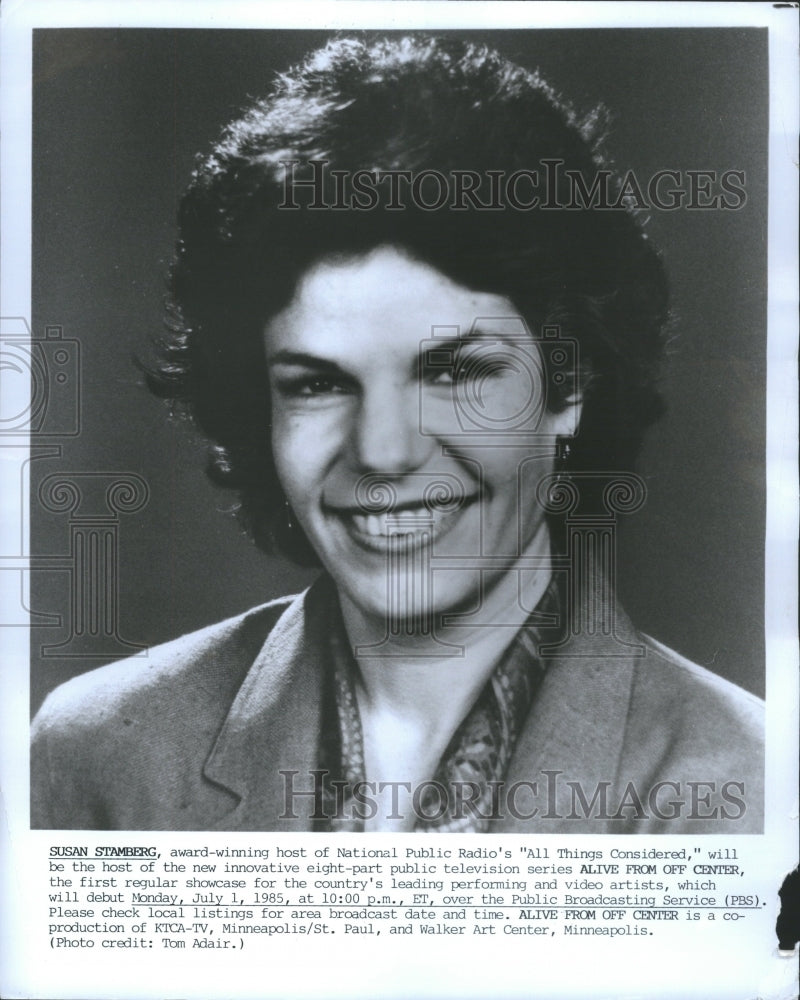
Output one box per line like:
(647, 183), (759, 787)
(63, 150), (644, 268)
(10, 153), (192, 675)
(499, 597), (643, 831)
(202, 574), (643, 832)
(202, 577), (335, 831)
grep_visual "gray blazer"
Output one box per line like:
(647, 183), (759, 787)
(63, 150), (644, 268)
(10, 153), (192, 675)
(31, 579), (764, 832)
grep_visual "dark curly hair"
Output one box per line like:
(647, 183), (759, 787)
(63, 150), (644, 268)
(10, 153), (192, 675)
(148, 35), (669, 564)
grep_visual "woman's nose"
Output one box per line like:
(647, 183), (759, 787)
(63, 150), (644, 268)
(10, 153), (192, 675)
(352, 385), (431, 473)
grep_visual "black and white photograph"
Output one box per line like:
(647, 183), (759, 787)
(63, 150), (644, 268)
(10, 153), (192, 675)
(28, 24), (769, 833)
(1, 2), (797, 999)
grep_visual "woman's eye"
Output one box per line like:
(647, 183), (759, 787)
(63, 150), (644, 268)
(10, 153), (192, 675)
(423, 358), (515, 386)
(425, 367), (456, 386)
(297, 376), (345, 395)
(275, 374), (352, 397)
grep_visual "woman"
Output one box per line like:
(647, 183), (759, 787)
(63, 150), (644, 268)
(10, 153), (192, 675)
(31, 35), (763, 832)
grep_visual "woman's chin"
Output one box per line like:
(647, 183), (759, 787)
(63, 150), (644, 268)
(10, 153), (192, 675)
(331, 565), (483, 632)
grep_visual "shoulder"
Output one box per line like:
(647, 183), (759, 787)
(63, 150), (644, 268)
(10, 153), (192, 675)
(633, 633), (764, 737)
(32, 594), (300, 747)
(31, 592), (306, 828)
(621, 632), (764, 829)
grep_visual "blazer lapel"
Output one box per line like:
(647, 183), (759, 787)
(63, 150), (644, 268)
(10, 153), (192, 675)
(200, 572), (645, 832)
(202, 578), (333, 831)
(498, 597), (643, 832)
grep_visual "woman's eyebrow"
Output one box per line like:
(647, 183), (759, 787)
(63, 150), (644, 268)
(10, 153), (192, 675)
(421, 328), (529, 357)
(267, 350), (346, 373)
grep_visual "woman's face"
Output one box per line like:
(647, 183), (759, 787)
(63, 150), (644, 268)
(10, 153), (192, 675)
(264, 245), (580, 623)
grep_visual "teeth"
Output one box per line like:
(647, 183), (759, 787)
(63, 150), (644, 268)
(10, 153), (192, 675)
(348, 506), (436, 536)
(350, 513), (387, 536)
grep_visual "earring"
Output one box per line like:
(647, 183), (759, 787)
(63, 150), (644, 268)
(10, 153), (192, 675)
(552, 440), (572, 489)
(284, 499), (296, 533)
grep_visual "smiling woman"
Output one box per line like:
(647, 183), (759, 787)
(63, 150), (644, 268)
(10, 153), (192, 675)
(30, 35), (764, 833)
(264, 247), (578, 626)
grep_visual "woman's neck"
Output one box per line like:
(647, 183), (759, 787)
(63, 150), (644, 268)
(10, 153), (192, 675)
(337, 521), (553, 737)
(335, 523), (553, 829)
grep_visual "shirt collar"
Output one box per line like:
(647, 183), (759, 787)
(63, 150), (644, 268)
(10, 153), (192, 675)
(319, 576), (561, 831)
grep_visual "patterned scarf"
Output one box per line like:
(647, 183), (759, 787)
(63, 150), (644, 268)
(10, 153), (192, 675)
(317, 577), (560, 832)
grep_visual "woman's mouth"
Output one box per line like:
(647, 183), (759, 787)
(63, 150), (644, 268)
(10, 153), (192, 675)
(328, 496), (479, 552)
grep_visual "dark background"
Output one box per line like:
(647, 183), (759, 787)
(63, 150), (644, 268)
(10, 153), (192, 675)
(30, 28), (768, 712)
